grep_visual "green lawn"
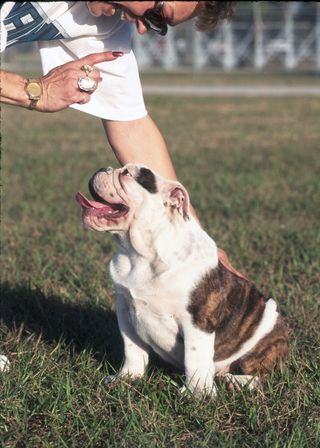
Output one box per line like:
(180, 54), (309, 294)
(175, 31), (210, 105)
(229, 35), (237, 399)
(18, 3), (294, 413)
(140, 70), (320, 86)
(1, 95), (319, 447)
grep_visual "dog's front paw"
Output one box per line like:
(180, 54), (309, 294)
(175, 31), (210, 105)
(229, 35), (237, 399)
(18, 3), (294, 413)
(182, 378), (217, 398)
(104, 369), (144, 385)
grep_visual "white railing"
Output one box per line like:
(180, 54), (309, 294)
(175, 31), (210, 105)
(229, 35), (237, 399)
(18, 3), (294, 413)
(132, 1), (320, 71)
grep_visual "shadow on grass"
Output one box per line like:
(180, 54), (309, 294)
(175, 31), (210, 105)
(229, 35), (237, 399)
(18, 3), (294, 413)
(0, 282), (123, 369)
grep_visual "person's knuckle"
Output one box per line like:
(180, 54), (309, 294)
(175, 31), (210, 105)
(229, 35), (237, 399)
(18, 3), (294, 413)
(66, 67), (77, 76)
(77, 91), (84, 100)
(91, 70), (100, 80)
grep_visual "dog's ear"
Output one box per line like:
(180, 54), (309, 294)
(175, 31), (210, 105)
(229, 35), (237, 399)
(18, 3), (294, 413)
(167, 185), (190, 220)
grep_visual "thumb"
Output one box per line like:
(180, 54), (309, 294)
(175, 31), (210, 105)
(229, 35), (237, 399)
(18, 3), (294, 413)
(78, 51), (124, 67)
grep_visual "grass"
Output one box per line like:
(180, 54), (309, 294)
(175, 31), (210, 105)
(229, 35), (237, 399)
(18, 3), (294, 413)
(1, 93), (320, 447)
(140, 70), (320, 86)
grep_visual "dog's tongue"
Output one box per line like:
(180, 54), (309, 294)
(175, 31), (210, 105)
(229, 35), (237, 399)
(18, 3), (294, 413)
(75, 192), (108, 210)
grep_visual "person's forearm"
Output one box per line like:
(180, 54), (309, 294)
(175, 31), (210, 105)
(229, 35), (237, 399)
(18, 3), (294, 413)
(102, 115), (200, 222)
(102, 115), (178, 180)
(0, 70), (31, 108)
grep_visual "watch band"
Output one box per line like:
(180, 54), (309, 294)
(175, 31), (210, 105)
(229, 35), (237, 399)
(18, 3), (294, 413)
(28, 98), (39, 110)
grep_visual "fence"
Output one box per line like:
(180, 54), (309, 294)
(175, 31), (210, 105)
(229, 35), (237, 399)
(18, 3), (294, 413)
(2, 2), (319, 73)
(132, 1), (320, 71)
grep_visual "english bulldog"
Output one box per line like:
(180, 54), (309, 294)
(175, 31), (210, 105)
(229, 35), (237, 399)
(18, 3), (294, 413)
(76, 164), (288, 396)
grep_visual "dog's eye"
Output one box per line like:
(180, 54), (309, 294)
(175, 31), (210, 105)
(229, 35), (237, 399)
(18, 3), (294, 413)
(122, 169), (132, 177)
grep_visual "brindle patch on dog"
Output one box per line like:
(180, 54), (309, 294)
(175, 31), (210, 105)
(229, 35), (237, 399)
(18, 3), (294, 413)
(188, 262), (288, 375)
(230, 315), (288, 375)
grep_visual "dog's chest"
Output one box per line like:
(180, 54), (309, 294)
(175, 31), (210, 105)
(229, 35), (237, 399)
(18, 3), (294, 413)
(130, 297), (178, 342)
(111, 236), (217, 366)
(125, 287), (186, 366)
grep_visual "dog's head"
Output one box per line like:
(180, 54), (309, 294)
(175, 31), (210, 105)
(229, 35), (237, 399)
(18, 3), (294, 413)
(76, 164), (190, 233)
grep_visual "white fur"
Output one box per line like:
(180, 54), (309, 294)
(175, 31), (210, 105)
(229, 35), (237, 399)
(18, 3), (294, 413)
(222, 374), (260, 390)
(110, 217), (218, 392)
(0, 355), (10, 372)
(81, 164), (278, 396)
(182, 322), (216, 395)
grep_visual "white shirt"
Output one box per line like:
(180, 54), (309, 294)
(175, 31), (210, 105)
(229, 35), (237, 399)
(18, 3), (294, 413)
(1, 2), (147, 120)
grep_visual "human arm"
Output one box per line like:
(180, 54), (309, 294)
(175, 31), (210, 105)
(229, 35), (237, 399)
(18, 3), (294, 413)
(0, 51), (122, 112)
(102, 116), (202, 223)
(102, 115), (178, 180)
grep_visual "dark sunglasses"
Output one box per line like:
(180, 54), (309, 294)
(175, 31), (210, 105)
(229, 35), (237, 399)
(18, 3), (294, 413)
(141, 1), (168, 36)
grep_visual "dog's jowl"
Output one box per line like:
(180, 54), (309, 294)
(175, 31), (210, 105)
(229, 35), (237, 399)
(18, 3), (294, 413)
(76, 163), (288, 396)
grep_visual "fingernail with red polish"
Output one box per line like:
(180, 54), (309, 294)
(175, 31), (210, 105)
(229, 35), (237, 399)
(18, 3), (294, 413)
(112, 51), (124, 57)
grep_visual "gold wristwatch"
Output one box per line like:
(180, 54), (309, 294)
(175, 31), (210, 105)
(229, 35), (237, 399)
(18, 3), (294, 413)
(25, 79), (43, 110)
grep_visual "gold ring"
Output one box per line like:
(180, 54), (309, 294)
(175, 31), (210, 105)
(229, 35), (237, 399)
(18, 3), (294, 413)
(81, 64), (94, 77)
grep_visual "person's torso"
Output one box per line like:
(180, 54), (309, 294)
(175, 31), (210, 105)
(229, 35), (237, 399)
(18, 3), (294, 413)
(1, 1), (126, 52)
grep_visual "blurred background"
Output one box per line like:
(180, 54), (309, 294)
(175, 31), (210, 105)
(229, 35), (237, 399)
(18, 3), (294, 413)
(2, 1), (320, 76)
(133, 1), (320, 73)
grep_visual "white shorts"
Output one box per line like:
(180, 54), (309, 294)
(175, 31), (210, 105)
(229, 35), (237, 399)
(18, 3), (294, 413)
(40, 38), (147, 121)
(1, 1), (147, 121)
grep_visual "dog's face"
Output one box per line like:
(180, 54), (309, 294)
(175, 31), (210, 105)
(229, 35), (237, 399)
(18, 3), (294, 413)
(76, 164), (190, 233)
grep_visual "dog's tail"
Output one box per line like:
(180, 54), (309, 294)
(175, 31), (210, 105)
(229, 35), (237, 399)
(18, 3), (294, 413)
(218, 248), (249, 281)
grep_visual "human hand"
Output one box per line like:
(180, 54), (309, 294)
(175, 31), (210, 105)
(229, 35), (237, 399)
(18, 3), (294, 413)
(36, 51), (123, 112)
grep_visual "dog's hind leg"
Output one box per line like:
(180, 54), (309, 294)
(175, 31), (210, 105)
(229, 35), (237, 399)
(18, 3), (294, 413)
(222, 373), (261, 391)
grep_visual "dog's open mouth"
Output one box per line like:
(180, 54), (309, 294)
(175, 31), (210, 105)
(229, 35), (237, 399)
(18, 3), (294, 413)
(76, 191), (129, 220)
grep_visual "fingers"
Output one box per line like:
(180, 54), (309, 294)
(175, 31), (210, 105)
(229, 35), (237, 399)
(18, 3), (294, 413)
(78, 67), (101, 85)
(76, 66), (102, 104)
(39, 67), (100, 111)
(38, 50), (123, 112)
(77, 92), (91, 105)
(55, 50), (123, 74)
(77, 51), (124, 67)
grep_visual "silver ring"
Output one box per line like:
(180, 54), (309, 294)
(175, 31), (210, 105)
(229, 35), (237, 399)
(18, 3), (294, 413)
(78, 76), (97, 92)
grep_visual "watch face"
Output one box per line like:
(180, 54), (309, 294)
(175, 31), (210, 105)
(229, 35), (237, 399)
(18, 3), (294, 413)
(27, 81), (42, 98)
